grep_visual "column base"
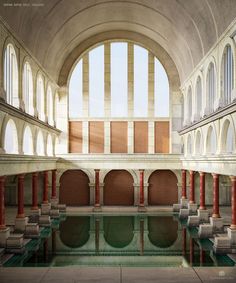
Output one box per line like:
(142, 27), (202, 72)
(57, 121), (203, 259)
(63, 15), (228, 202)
(198, 224), (213, 238)
(210, 217), (224, 232)
(93, 205), (102, 212)
(50, 209), (60, 218)
(58, 204), (67, 213)
(0, 227), (10, 247)
(138, 205), (147, 212)
(227, 227), (236, 246)
(30, 208), (41, 216)
(25, 223), (40, 238)
(197, 209), (209, 223)
(6, 233), (25, 253)
(188, 203), (198, 214)
(15, 217), (28, 233)
(51, 198), (59, 209)
(39, 215), (51, 227)
(180, 198), (188, 208)
(41, 203), (52, 215)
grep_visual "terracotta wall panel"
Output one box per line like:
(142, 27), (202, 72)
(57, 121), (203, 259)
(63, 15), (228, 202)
(69, 121), (82, 153)
(89, 122), (104, 153)
(155, 121), (169, 153)
(134, 121), (148, 153)
(111, 122), (128, 153)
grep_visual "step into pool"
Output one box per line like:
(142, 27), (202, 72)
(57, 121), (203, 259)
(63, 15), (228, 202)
(3, 214), (236, 267)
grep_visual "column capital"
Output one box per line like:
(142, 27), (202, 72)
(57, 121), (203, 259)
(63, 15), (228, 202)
(230, 176), (236, 182)
(189, 170), (195, 175)
(0, 176), (6, 182)
(18, 174), (25, 179)
(32, 172), (38, 177)
(139, 169), (145, 173)
(94, 169), (100, 173)
(212, 173), (219, 179)
(199, 171), (205, 176)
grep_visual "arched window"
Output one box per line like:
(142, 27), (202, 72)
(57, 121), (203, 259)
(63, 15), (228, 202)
(22, 126), (33, 155)
(206, 63), (216, 114)
(187, 87), (192, 124)
(47, 85), (54, 126)
(206, 126), (217, 155)
(36, 130), (44, 155)
(3, 44), (19, 107)
(195, 131), (202, 156)
(36, 74), (45, 121)
(47, 134), (53, 156)
(195, 77), (202, 119)
(4, 119), (18, 154)
(221, 45), (234, 105)
(22, 62), (34, 115)
(225, 123), (235, 153)
(187, 135), (192, 156)
(68, 41), (170, 119)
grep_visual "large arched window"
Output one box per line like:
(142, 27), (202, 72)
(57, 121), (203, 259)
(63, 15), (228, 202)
(221, 45), (234, 105)
(4, 119), (18, 154)
(47, 85), (54, 126)
(36, 74), (45, 121)
(206, 126), (217, 155)
(186, 134), (192, 156)
(22, 61), (34, 115)
(206, 62), (216, 114)
(3, 44), (19, 107)
(195, 131), (202, 156)
(195, 77), (202, 120)
(36, 130), (45, 156)
(68, 41), (169, 118)
(22, 126), (33, 155)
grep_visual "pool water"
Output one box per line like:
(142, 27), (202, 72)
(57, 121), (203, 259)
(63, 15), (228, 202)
(4, 214), (235, 267)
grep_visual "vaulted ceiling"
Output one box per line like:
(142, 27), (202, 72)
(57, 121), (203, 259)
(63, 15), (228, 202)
(1, 0), (236, 85)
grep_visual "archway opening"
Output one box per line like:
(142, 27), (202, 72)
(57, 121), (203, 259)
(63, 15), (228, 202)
(148, 170), (178, 205)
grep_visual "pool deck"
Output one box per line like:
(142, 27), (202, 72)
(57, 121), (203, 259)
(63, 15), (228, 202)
(1, 206), (236, 282)
(0, 266), (236, 283)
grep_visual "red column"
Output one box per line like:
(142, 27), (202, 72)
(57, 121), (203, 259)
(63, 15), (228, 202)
(212, 173), (220, 218)
(51, 170), (57, 199)
(182, 228), (186, 256)
(17, 174), (25, 218)
(181, 170), (187, 199)
(0, 176), (6, 229)
(199, 172), (206, 210)
(139, 169), (144, 206)
(43, 171), (49, 204)
(31, 172), (38, 210)
(189, 171), (195, 204)
(95, 169), (100, 207)
(230, 176), (236, 230)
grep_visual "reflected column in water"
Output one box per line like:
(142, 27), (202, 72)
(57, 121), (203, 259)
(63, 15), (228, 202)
(140, 218), (144, 256)
(44, 238), (49, 262)
(200, 248), (205, 266)
(189, 237), (194, 266)
(52, 229), (56, 254)
(182, 228), (186, 256)
(95, 218), (100, 253)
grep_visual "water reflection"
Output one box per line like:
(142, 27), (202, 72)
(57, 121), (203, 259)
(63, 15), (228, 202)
(4, 214), (235, 267)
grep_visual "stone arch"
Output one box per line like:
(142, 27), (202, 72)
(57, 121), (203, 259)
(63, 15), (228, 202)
(60, 216), (90, 248)
(205, 124), (217, 155)
(194, 129), (203, 156)
(22, 58), (34, 115)
(205, 57), (217, 113)
(148, 170), (178, 205)
(186, 133), (192, 156)
(36, 129), (45, 156)
(58, 31), (180, 92)
(148, 216), (178, 248)
(103, 170), (134, 205)
(59, 169), (90, 206)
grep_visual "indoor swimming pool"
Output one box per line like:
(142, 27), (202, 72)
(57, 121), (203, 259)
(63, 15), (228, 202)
(3, 214), (235, 267)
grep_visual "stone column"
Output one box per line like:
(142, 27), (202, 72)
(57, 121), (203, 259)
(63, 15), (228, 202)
(230, 176), (236, 229)
(128, 121), (134, 153)
(104, 43), (111, 117)
(31, 172), (39, 210)
(189, 171), (195, 204)
(83, 54), (89, 117)
(138, 170), (146, 212)
(43, 171), (49, 204)
(15, 174), (28, 232)
(0, 176), (6, 229)
(94, 169), (101, 211)
(148, 52), (154, 117)
(212, 173), (220, 218)
(199, 172), (206, 210)
(148, 121), (155, 154)
(51, 170), (57, 199)
(128, 43), (134, 116)
(17, 174), (25, 218)
(0, 176), (10, 247)
(181, 169), (187, 199)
